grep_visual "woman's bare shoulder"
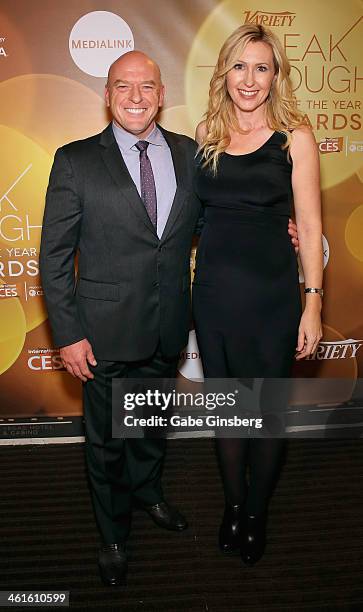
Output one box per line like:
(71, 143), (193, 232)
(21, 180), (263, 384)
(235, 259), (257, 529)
(290, 125), (318, 161)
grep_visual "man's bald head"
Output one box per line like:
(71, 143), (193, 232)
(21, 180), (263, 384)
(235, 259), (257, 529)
(105, 50), (165, 139)
(107, 51), (162, 88)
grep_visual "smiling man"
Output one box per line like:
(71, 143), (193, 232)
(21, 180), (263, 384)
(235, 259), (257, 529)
(106, 52), (165, 137)
(39, 51), (201, 586)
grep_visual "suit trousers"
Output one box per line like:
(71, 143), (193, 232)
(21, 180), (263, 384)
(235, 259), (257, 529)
(83, 345), (179, 544)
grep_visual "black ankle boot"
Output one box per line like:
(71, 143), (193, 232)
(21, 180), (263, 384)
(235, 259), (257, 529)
(240, 513), (267, 566)
(219, 504), (243, 553)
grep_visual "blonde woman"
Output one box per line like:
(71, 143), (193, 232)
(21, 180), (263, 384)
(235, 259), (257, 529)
(193, 24), (323, 565)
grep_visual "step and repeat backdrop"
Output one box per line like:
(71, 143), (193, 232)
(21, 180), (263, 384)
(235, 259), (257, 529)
(0, 0), (362, 437)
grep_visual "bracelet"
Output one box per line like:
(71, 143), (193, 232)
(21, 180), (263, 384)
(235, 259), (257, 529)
(304, 287), (323, 297)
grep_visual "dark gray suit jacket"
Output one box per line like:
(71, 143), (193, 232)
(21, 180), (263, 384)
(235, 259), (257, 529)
(40, 123), (201, 361)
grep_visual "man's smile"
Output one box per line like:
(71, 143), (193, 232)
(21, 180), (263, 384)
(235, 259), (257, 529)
(124, 108), (147, 114)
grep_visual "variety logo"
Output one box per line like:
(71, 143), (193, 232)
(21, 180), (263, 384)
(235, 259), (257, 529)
(0, 283), (18, 297)
(243, 10), (296, 27)
(69, 11), (134, 77)
(306, 339), (363, 361)
(318, 137), (344, 154)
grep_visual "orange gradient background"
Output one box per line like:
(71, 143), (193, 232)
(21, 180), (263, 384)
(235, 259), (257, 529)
(0, 0), (362, 418)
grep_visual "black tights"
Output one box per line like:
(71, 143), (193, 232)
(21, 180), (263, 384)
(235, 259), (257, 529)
(193, 327), (291, 517)
(216, 438), (286, 515)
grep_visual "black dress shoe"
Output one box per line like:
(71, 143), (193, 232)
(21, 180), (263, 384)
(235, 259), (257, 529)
(145, 501), (188, 531)
(240, 513), (267, 566)
(98, 544), (127, 586)
(219, 504), (243, 553)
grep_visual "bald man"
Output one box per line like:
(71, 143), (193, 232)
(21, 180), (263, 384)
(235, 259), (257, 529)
(40, 51), (201, 585)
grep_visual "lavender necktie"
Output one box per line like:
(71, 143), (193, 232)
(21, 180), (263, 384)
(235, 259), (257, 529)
(135, 140), (157, 228)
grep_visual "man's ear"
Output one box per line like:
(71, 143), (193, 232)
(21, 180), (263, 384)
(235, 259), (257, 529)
(105, 86), (110, 107)
(159, 84), (165, 108)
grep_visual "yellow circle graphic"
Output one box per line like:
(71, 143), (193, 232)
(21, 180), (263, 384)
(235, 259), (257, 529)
(345, 204), (363, 261)
(0, 125), (52, 333)
(185, 0), (363, 189)
(0, 281), (26, 375)
(0, 75), (106, 380)
(0, 74), (107, 156)
(159, 105), (194, 138)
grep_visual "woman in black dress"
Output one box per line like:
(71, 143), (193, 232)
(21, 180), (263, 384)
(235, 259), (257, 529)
(193, 24), (323, 565)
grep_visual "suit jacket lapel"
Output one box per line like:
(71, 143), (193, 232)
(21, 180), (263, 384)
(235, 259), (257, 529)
(99, 124), (157, 236)
(158, 125), (190, 242)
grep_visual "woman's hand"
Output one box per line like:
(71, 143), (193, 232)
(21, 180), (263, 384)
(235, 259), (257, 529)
(288, 218), (299, 254)
(295, 306), (323, 360)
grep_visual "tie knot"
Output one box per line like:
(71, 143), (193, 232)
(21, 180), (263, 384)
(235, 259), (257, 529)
(135, 140), (149, 153)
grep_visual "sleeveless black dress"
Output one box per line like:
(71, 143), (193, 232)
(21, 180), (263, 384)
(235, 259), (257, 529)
(193, 131), (301, 378)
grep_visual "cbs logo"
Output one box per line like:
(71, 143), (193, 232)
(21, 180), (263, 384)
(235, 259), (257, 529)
(349, 143), (363, 153)
(28, 288), (44, 297)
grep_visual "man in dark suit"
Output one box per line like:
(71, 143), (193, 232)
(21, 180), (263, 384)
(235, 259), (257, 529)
(40, 51), (200, 586)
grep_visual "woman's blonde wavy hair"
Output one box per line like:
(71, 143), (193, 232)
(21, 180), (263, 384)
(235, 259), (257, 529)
(199, 24), (306, 173)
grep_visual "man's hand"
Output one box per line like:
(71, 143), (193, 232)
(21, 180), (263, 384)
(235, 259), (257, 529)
(60, 339), (97, 382)
(288, 218), (299, 254)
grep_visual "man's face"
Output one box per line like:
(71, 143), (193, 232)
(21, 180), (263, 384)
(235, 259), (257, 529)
(105, 52), (165, 139)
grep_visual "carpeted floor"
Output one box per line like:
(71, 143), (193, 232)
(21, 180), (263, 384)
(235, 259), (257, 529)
(0, 439), (363, 611)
